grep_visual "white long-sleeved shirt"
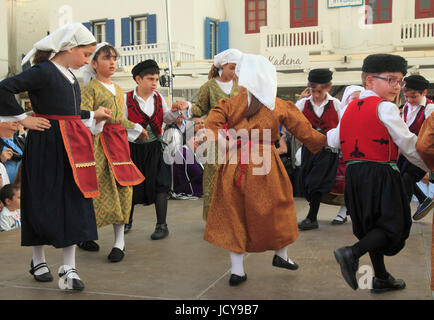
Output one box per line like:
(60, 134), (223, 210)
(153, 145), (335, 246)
(327, 90), (429, 172)
(295, 93), (342, 119)
(401, 96), (434, 127)
(123, 89), (179, 141)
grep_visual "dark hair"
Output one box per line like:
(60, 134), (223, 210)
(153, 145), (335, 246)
(208, 65), (219, 80)
(32, 43), (97, 65)
(402, 87), (426, 95)
(93, 45), (119, 62)
(308, 81), (332, 89)
(0, 184), (19, 205)
(137, 67), (160, 80)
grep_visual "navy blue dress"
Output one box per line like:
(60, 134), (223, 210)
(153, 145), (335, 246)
(0, 61), (98, 248)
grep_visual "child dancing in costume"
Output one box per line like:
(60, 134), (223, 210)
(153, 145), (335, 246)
(0, 23), (111, 290)
(204, 54), (327, 286)
(78, 43), (146, 261)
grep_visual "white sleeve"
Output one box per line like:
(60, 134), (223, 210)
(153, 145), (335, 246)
(81, 111), (106, 135)
(0, 113), (27, 122)
(161, 94), (179, 124)
(333, 99), (343, 120)
(378, 102), (429, 172)
(0, 213), (11, 231)
(425, 103), (434, 118)
(295, 98), (305, 112)
(126, 123), (143, 142)
(327, 125), (341, 149)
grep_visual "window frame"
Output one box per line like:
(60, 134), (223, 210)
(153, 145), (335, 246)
(92, 20), (106, 43)
(290, 0), (318, 28)
(132, 15), (148, 46)
(365, 0), (393, 25)
(415, 0), (434, 19)
(245, 0), (267, 34)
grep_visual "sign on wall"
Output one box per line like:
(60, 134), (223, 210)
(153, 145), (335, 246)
(266, 51), (308, 70)
(327, 0), (364, 8)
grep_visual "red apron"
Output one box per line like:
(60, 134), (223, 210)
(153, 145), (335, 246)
(99, 123), (145, 186)
(34, 114), (99, 198)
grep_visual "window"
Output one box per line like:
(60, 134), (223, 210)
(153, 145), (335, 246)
(93, 21), (106, 43)
(365, 0), (392, 24)
(134, 17), (148, 45)
(415, 0), (434, 18)
(245, 0), (267, 34)
(205, 18), (229, 59)
(290, 0), (318, 28)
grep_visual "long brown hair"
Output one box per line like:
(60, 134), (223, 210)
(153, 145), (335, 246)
(32, 43), (97, 65)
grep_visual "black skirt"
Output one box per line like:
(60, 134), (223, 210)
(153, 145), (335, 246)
(21, 122), (98, 249)
(300, 146), (339, 201)
(397, 154), (426, 182)
(130, 140), (171, 206)
(344, 162), (412, 256)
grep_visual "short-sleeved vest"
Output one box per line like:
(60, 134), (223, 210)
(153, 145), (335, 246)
(340, 96), (398, 163)
(402, 98), (431, 136)
(302, 100), (339, 133)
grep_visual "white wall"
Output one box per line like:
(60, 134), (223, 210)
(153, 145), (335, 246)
(0, 0), (8, 79)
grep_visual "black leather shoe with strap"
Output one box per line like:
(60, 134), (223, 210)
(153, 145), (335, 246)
(29, 261), (53, 282)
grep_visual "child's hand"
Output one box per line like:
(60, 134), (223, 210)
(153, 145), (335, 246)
(138, 127), (149, 140)
(0, 148), (13, 163)
(172, 100), (188, 112)
(20, 117), (51, 131)
(299, 87), (310, 99)
(94, 107), (112, 123)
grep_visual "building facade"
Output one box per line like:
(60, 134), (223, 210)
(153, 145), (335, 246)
(1, 0), (9, 80)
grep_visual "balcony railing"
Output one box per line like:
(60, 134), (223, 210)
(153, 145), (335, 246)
(117, 42), (195, 67)
(260, 26), (332, 55)
(395, 18), (434, 49)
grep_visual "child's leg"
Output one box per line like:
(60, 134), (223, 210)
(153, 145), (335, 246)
(59, 245), (84, 290)
(274, 245), (296, 265)
(306, 191), (322, 221)
(229, 251), (245, 276)
(368, 251), (388, 279)
(32, 245), (49, 275)
(413, 184), (427, 204)
(113, 224), (125, 249)
(155, 192), (168, 225)
(350, 228), (389, 259)
(63, 245), (76, 269)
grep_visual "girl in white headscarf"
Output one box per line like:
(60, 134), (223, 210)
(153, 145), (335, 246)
(0, 23), (112, 291)
(173, 48), (243, 221)
(203, 54), (328, 286)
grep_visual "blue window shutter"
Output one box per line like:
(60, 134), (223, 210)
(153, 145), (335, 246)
(217, 21), (229, 53)
(147, 14), (157, 44)
(106, 19), (115, 46)
(121, 17), (131, 46)
(83, 22), (91, 31)
(204, 18), (211, 59)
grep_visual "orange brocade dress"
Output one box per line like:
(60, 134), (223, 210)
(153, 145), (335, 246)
(203, 93), (327, 253)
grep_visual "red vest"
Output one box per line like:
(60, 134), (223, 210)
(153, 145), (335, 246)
(302, 100), (339, 133)
(126, 90), (164, 137)
(340, 96), (398, 163)
(402, 98), (431, 135)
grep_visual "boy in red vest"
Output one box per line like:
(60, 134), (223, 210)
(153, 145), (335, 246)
(295, 69), (341, 230)
(328, 54), (430, 293)
(400, 75), (434, 220)
(124, 60), (184, 239)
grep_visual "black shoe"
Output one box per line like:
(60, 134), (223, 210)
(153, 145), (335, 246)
(29, 261), (53, 282)
(371, 274), (406, 293)
(413, 198), (434, 221)
(333, 246), (359, 290)
(150, 224), (169, 240)
(229, 274), (247, 286)
(77, 240), (99, 252)
(58, 267), (85, 291)
(298, 218), (319, 230)
(108, 247), (125, 263)
(124, 223), (132, 234)
(272, 255), (299, 270)
(332, 216), (347, 225)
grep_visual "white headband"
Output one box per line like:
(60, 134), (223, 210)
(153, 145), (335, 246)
(213, 48), (243, 69)
(81, 42), (120, 85)
(22, 22), (96, 66)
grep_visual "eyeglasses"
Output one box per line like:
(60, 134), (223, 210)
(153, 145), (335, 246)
(372, 76), (404, 87)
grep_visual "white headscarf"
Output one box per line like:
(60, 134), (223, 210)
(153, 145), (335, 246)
(340, 85), (364, 114)
(81, 42), (120, 85)
(22, 22), (96, 66)
(236, 54), (277, 111)
(213, 48), (243, 74)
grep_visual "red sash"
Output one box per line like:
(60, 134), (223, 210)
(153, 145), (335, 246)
(34, 114), (99, 198)
(99, 123), (145, 186)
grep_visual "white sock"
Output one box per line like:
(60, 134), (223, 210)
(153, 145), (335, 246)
(62, 246), (80, 280)
(338, 206), (347, 218)
(32, 246), (48, 276)
(229, 251), (245, 277)
(113, 224), (125, 250)
(275, 245), (295, 264)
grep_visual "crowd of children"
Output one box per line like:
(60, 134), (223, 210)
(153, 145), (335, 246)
(0, 22), (433, 295)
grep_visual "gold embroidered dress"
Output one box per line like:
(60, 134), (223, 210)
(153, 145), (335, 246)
(81, 79), (137, 227)
(191, 78), (239, 220)
(204, 93), (327, 253)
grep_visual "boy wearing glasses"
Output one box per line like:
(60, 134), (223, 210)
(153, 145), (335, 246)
(400, 75), (434, 220)
(327, 54), (430, 293)
(295, 69), (341, 230)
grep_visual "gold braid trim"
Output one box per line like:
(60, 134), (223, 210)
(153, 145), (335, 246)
(75, 161), (97, 168)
